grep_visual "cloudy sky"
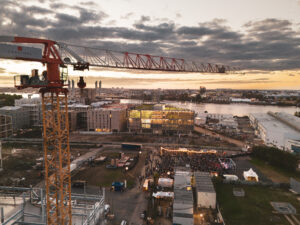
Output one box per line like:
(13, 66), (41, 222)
(0, 0), (300, 89)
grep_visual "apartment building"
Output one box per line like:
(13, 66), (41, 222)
(0, 114), (13, 138)
(87, 106), (127, 132)
(0, 106), (30, 131)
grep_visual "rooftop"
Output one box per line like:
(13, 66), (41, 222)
(194, 171), (215, 193)
(271, 112), (300, 132)
(174, 168), (193, 204)
(135, 104), (188, 111)
(0, 106), (22, 111)
(250, 112), (300, 148)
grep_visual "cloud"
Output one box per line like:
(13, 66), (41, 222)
(121, 12), (134, 19)
(0, 1), (300, 71)
(253, 78), (270, 81)
(79, 1), (97, 6)
(0, 67), (6, 73)
(175, 13), (181, 18)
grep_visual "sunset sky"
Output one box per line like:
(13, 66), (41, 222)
(0, 0), (300, 89)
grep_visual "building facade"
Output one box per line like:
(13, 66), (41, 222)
(68, 110), (78, 131)
(128, 104), (194, 134)
(15, 98), (42, 127)
(249, 112), (300, 153)
(0, 114), (13, 138)
(0, 106), (30, 131)
(87, 107), (127, 132)
(285, 139), (300, 154)
(68, 104), (89, 130)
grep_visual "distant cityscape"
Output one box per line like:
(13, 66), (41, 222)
(0, 80), (300, 225)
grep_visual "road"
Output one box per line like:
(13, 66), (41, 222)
(105, 154), (149, 225)
(3, 137), (241, 151)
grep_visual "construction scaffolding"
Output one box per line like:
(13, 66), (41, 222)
(0, 186), (105, 225)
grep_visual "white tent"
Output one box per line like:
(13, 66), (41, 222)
(143, 178), (153, 191)
(224, 174), (239, 181)
(243, 168), (259, 182)
(158, 178), (173, 188)
(152, 192), (174, 199)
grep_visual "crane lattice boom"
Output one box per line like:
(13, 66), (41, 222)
(58, 42), (237, 73)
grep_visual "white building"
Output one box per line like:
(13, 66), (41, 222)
(15, 98), (42, 127)
(196, 113), (238, 129)
(194, 116), (206, 126)
(0, 114), (13, 138)
(249, 112), (300, 152)
(0, 106), (30, 131)
(268, 112), (300, 132)
(230, 98), (253, 103)
(285, 139), (300, 154)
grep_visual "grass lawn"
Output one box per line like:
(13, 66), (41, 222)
(250, 157), (300, 183)
(215, 181), (300, 225)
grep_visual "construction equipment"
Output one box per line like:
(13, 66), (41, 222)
(0, 35), (236, 225)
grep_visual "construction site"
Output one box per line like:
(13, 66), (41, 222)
(0, 6), (299, 224)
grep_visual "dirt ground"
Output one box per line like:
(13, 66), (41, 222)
(194, 125), (245, 148)
(0, 143), (92, 187)
(72, 149), (147, 188)
(0, 146), (43, 187)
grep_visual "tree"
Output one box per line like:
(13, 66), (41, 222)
(0, 94), (22, 106)
(252, 146), (298, 172)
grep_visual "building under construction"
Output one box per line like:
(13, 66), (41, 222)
(0, 186), (105, 225)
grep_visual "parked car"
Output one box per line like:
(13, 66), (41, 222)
(120, 220), (127, 225)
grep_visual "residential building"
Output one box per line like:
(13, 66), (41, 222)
(0, 114), (13, 138)
(0, 106), (30, 131)
(20, 104), (42, 127)
(68, 110), (78, 131)
(87, 104), (127, 132)
(68, 104), (89, 130)
(15, 98), (42, 127)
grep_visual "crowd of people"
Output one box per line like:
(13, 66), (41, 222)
(157, 151), (225, 175)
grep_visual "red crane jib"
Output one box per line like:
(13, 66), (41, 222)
(0, 35), (237, 90)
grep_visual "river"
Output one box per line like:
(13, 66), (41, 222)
(120, 99), (297, 116)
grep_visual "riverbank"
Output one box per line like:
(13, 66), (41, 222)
(163, 101), (297, 116)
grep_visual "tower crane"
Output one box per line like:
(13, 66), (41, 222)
(0, 35), (237, 225)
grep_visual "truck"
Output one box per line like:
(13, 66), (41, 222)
(111, 181), (125, 192)
(121, 143), (142, 151)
